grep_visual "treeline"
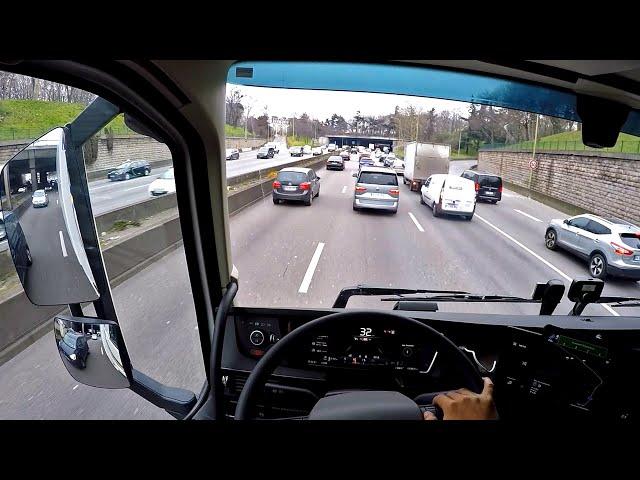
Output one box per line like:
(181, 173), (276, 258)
(0, 72), (96, 104)
(227, 88), (579, 149)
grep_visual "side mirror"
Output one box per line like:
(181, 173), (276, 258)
(352, 172), (358, 178)
(317, 176), (321, 180)
(54, 315), (130, 388)
(54, 314), (196, 417)
(563, 219), (570, 225)
(0, 128), (99, 305)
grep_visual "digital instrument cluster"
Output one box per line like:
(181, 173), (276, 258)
(301, 325), (438, 374)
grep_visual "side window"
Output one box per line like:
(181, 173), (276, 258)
(89, 117), (205, 399)
(0, 71), (204, 418)
(587, 220), (611, 235)
(424, 177), (432, 188)
(569, 217), (590, 230)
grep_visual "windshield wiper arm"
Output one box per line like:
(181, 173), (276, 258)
(381, 293), (535, 303)
(332, 285), (470, 308)
(333, 280), (565, 315)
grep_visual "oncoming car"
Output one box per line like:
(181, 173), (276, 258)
(545, 214), (640, 280)
(148, 168), (176, 196)
(225, 148), (240, 160)
(107, 160), (151, 181)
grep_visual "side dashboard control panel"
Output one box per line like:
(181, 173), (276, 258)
(235, 317), (282, 359)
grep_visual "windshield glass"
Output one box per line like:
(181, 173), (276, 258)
(32, 191), (45, 197)
(226, 63), (640, 317)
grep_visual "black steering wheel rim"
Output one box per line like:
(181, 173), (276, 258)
(235, 310), (483, 420)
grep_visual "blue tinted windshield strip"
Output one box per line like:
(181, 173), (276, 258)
(228, 61), (580, 121)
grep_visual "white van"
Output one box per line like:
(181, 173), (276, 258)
(420, 174), (476, 220)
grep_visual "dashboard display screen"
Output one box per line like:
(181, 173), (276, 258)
(303, 326), (437, 374)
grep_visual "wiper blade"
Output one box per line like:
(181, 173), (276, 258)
(332, 285), (470, 308)
(381, 293), (535, 303)
(594, 296), (640, 308)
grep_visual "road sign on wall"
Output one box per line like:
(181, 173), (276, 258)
(529, 159), (538, 169)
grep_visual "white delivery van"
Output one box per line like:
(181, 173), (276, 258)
(420, 174), (476, 220)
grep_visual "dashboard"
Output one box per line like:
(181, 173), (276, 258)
(223, 308), (640, 420)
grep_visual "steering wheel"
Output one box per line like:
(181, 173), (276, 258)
(235, 310), (483, 420)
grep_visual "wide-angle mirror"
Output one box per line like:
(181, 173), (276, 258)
(0, 128), (99, 305)
(53, 315), (130, 389)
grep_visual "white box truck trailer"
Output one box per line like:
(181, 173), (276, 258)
(402, 142), (450, 192)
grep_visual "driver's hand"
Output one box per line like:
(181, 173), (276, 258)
(424, 377), (498, 420)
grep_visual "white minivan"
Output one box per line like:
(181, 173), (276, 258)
(420, 174), (476, 220)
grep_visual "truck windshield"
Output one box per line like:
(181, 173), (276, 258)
(226, 71), (640, 318)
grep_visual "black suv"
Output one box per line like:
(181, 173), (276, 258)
(107, 160), (151, 181)
(461, 170), (502, 203)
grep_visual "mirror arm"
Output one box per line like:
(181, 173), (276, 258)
(66, 97), (120, 147)
(130, 369), (197, 420)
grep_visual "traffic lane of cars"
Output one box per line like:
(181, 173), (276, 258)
(225, 147), (315, 179)
(231, 160), (570, 315)
(88, 168), (172, 216)
(0, 246), (201, 419)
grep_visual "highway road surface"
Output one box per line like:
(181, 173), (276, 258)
(1, 156), (640, 418)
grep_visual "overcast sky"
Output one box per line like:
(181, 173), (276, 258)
(229, 84), (470, 121)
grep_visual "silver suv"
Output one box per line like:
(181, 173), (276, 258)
(545, 214), (640, 280)
(352, 166), (399, 214)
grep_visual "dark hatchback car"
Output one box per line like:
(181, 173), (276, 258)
(461, 170), (502, 203)
(107, 160), (151, 181)
(272, 167), (320, 206)
(326, 155), (345, 170)
(58, 331), (90, 369)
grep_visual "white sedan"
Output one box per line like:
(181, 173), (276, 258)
(148, 168), (176, 196)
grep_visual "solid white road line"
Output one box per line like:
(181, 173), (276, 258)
(514, 209), (542, 222)
(58, 231), (68, 257)
(408, 212), (425, 232)
(475, 214), (619, 316)
(299, 242), (325, 294)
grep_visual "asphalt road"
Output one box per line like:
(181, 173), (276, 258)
(87, 137), (313, 217)
(2, 155), (640, 418)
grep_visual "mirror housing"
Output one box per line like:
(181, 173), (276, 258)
(54, 315), (130, 389)
(563, 219), (570, 225)
(352, 172), (358, 178)
(0, 128), (99, 305)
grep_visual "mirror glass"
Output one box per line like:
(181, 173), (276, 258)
(54, 315), (130, 389)
(0, 128), (99, 305)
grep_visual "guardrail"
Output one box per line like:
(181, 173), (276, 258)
(0, 153), (333, 364)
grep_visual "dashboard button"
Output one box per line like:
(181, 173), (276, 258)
(402, 347), (414, 357)
(250, 330), (265, 346)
